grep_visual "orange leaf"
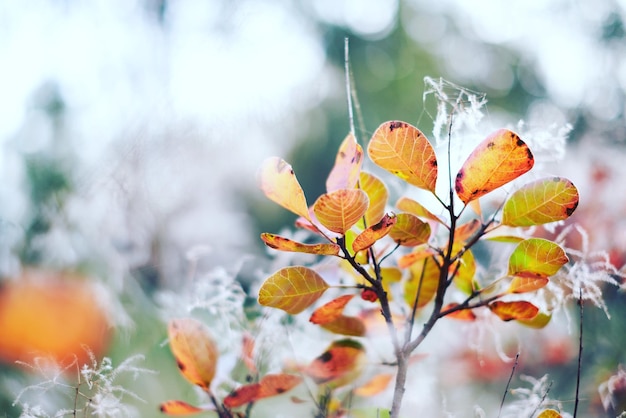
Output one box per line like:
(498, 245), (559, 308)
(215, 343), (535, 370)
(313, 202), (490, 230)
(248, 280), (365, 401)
(388, 213), (431, 246)
(326, 133), (364, 193)
(489, 301), (539, 321)
(259, 157), (310, 220)
(354, 373), (394, 397)
(305, 339), (366, 388)
(258, 266), (330, 314)
(313, 189), (369, 234)
(537, 409), (562, 418)
(241, 333), (256, 374)
(404, 257), (439, 310)
(502, 177), (579, 226)
(396, 196), (444, 225)
(159, 400), (205, 415)
(442, 303), (476, 321)
(454, 219), (481, 243)
(368, 121), (438, 192)
(397, 245), (435, 268)
(320, 315), (366, 337)
(260, 233), (340, 256)
(310, 295), (355, 325)
(224, 374), (302, 408)
(168, 318), (219, 390)
(455, 129), (534, 204)
(352, 213), (396, 252)
(507, 277), (549, 294)
(357, 171), (389, 228)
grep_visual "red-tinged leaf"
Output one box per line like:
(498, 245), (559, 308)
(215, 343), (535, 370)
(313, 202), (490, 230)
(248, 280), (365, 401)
(159, 400), (205, 415)
(260, 233), (340, 256)
(258, 267), (330, 314)
(224, 374), (303, 408)
(310, 295), (355, 325)
(508, 238), (568, 278)
(320, 315), (366, 337)
(404, 257), (439, 311)
(388, 213), (431, 246)
(357, 172), (389, 228)
(368, 121), (438, 192)
(313, 189), (369, 234)
(507, 277), (549, 294)
(489, 301), (539, 321)
(352, 214), (396, 252)
(451, 249), (476, 295)
(241, 333), (256, 374)
(442, 303), (477, 321)
(502, 177), (579, 226)
(536, 409), (562, 418)
(326, 133), (364, 193)
(168, 318), (219, 390)
(396, 196), (444, 225)
(455, 129), (534, 204)
(517, 311), (552, 328)
(397, 245), (435, 268)
(305, 339), (366, 388)
(454, 219), (481, 243)
(224, 383), (260, 408)
(354, 374), (393, 397)
(259, 157), (310, 220)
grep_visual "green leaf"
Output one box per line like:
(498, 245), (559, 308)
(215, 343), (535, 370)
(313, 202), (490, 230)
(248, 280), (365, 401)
(518, 312), (552, 328)
(313, 189), (369, 234)
(502, 177), (579, 226)
(368, 121), (438, 192)
(404, 257), (439, 310)
(508, 238), (568, 278)
(258, 267), (330, 314)
(388, 213), (431, 246)
(455, 129), (534, 204)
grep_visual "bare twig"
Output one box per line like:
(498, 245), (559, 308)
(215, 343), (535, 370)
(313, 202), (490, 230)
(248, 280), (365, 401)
(497, 352), (520, 418)
(574, 287), (584, 417)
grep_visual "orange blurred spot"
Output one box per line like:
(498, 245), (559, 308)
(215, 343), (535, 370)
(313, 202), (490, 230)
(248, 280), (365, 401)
(0, 269), (111, 367)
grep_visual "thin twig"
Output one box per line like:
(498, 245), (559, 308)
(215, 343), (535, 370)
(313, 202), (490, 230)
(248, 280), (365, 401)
(497, 352), (520, 418)
(344, 38), (356, 138)
(573, 287), (583, 417)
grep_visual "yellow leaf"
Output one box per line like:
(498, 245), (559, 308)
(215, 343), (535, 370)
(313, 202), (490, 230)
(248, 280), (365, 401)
(508, 238), (568, 278)
(388, 213), (431, 246)
(455, 129), (534, 204)
(357, 171), (389, 228)
(537, 409), (562, 418)
(260, 233), (340, 256)
(259, 157), (310, 220)
(168, 318), (219, 390)
(397, 245), (435, 268)
(396, 196), (444, 225)
(313, 189), (369, 234)
(326, 133), (364, 193)
(159, 400), (205, 415)
(352, 213), (396, 252)
(258, 266), (330, 314)
(354, 373), (394, 397)
(404, 258), (439, 311)
(368, 121), (438, 192)
(320, 315), (367, 337)
(451, 248), (476, 295)
(517, 312), (552, 328)
(489, 301), (539, 321)
(310, 295), (355, 325)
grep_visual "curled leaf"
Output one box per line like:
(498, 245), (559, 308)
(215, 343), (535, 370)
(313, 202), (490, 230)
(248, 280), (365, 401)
(159, 400), (205, 415)
(259, 157), (310, 220)
(258, 266), (330, 314)
(260, 233), (340, 256)
(168, 318), (219, 390)
(326, 133), (364, 192)
(310, 295), (355, 325)
(224, 374), (302, 408)
(352, 214), (397, 252)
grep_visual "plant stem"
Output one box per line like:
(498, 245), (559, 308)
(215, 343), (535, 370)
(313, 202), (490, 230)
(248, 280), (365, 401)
(573, 288), (583, 418)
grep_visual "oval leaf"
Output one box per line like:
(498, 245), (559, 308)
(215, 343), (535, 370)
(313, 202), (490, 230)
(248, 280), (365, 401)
(368, 121), (438, 192)
(354, 374), (394, 397)
(320, 315), (366, 337)
(508, 238), (568, 278)
(259, 157), (310, 220)
(537, 409), (562, 418)
(517, 311), (552, 328)
(489, 301), (539, 321)
(326, 133), (364, 193)
(352, 213), (397, 252)
(388, 213), (431, 246)
(396, 196), (444, 225)
(224, 374), (302, 408)
(305, 339), (366, 388)
(260, 233), (340, 256)
(313, 189), (369, 235)
(507, 277), (549, 294)
(168, 318), (219, 390)
(258, 266), (330, 314)
(357, 172), (389, 228)
(310, 295), (355, 325)
(404, 257), (439, 311)
(502, 177), (579, 226)
(451, 248), (476, 295)
(160, 400), (205, 415)
(455, 129), (534, 204)
(442, 303), (477, 321)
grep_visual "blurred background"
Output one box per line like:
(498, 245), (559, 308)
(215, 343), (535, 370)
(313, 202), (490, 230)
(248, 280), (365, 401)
(0, 0), (625, 416)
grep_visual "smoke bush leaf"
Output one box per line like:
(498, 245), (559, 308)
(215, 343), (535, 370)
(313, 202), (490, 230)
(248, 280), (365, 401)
(326, 133), (363, 193)
(396, 196), (444, 225)
(310, 295), (355, 325)
(159, 400), (205, 415)
(167, 318), (219, 391)
(508, 238), (568, 278)
(388, 213), (431, 246)
(368, 121), (438, 192)
(356, 171), (388, 228)
(536, 409), (562, 418)
(404, 257), (439, 310)
(517, 312), (552, 328)
(455, 129), (534, 204)
(489, 301), (539, 321)
(352, 213), (396, 252)
(507, 277), (549, 294)
(320, 315), (366, 337)
(354, 374), (394, 397)
(397, 245), (435, 268)
(259, 157), (310, 220)
(260, 233), (340, 256)
(442, 303), (477, 321)
(305, 339), (366, 389)
(258, 266), (329, 314)
(223, 374), (302, 408)
(501, 177), (579, 226)
(313, 189), (369, 234)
